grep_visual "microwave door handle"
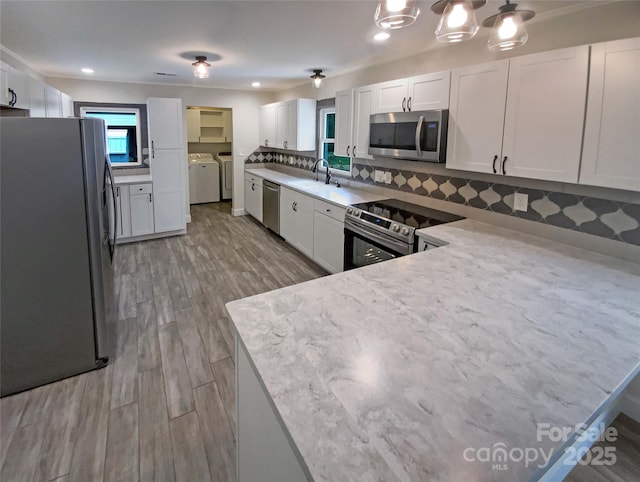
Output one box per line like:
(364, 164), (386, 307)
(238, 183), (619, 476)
(415, 115), (425, 157)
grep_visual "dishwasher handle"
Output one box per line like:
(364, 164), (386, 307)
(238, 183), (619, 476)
(263, 180), (280, 192)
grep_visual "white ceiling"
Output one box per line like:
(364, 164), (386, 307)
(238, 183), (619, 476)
(0, 0), (603, 91)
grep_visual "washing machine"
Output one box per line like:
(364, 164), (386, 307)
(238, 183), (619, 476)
(216, 153), (233, 200)
(188, 153), (221, 204)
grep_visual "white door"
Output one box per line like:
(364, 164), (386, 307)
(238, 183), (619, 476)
(259, 104), (276, 148)
(115, 185), (132, 239)
(45, 85), (61, 118)
(294, 201), (314, 259)
(28, 77), (47, 117)
(60, 93), (74, 117)
(352, 85), (375, 160)
(8, 67), (29, 110)
(148, 98), (183, 149)
(313, 212), (344, 273)
(501, 46), (589, 182)
(374, 78), (409, 113)
(279, 188), (296, 242)
(580, 38), (640, 191)
(335, 89), (354, 157)
(151, 149), (185, 232)
(407, 71), (451, 111)
(244, 179), (262, 222)
(0, 62), (9, 106)
(275, 102), (289, 149)
(186, 109), (201, 143)
(446, 60), (509, 174)
(286, 100), (297, 150)
(130, 191), (154, 236)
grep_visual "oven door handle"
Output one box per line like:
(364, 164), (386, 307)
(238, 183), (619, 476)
(415, 115), (424, 157)
(344, 219), (413, 255)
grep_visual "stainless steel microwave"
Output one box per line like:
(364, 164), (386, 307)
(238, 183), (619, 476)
(368, 110), (448, 162)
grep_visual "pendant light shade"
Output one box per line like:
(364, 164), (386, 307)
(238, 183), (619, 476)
(375, 0), (420, 30)
(432, 0), (485, 43)
(310, 69), (325, 89)
(192, 56), (211, 79)
(482, 1), (535, 52)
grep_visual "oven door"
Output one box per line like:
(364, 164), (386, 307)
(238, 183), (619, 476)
(343, 219), (413, 271)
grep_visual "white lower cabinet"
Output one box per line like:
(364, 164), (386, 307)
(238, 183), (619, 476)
(244, 173), (263, 222)
(115, 185), (132, 239)
(280, 187), (314, 259)
(129, 183), (155, 236)
(313, 200), (345, 274)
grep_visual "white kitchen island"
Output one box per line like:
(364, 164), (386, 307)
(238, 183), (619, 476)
(226, 219), (640, 482)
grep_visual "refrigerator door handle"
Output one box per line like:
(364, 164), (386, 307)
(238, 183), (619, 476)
(104, 158), (117, 262)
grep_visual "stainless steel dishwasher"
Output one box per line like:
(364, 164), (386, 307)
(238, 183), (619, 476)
(262, 180), (280, 234)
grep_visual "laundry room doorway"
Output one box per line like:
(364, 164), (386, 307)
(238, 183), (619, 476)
(186, 106), (234, 205)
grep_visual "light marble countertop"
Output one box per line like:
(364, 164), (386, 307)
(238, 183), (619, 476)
(245, 167), (385, 207)
(227, 219), (640, 481)
(113, 173), (152, 185)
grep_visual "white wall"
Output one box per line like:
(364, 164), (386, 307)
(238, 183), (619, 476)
(47, 77), (276, 216)
(275, 1), (640, 101)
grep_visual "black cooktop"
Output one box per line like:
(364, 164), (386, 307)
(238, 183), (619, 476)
(351, 199), (463, 229)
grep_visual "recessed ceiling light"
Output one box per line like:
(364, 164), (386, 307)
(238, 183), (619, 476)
(81, 68), (94, 74)
(251, 81), (261, 87)
(374, 32), (391, 41)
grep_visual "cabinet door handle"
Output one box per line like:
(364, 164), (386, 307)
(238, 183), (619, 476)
(502, 156), (508, 175)
(346, 145), (350, 156)
(353, 145), (356, 156)
(326, 208), (331, 212)
(401, 97), (406, 112)
(284, 141), (288, 149)
(151, 140), (155, 159)
(149, 193), (152, 203)
(116, 186), (120, 197)
(407, 97), (412, 111)
(251, 183), (255, 191)
(12, 90), (17, 107)
(492, 155), (498, 174)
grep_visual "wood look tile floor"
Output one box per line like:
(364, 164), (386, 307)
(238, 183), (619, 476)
(0, 202), (326, 482)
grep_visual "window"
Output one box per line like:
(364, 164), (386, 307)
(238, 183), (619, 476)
(81, 107), (142, 167)
(319, 107), (350, 173)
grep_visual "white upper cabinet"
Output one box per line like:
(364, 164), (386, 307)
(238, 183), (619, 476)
(352, 84), (375, 160)
(275, 102), (289, 149)
(28, 77), (47, 117)
(502, 46), (589, 182)
(580, 37), (640, 191)
(259, 104), (276, 148)
(447, 46), (589, 183)
(374, 71), (451, 113)
(447, 60), (509, 174)
(60, 92), (74, 117)
(148, 97), (183, 149)
(186, 109), (201, 142)
(45, 85), (61, 117)
(1, 61), (29, 109)
(334, 89), (354, 158)
(407, 71), (451, 111)
(374, 78), (409, 113)
(259, 99), (316, 151)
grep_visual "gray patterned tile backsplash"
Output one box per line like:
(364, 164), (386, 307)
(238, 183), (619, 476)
(245, 150), (640, 246)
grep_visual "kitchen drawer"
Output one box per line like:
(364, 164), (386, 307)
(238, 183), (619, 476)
(282, 187), (314, 212)
(130, 183), (152, 194)
(244, 172), (263, 184)
(314, 199), (346, 223)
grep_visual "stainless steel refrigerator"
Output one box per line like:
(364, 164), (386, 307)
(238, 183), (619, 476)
(1, 117), (117, 397)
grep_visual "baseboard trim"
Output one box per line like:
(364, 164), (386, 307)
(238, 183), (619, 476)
(116, 228), (187, 244)
(619, 393), (640, 423)
(232, 208), (246, 216)
(186, 214), (192, 223)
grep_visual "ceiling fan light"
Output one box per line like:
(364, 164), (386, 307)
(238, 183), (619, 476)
(192, 56), (211, 79)
(374, 0), (420, 30)
(433, 0), (483, 43)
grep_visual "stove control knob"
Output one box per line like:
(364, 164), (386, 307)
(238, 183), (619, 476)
(346, 207), (353, 215)
(401, 227), (410, 235)
(354, 209), (361, 216)
(392, 224), (400, 232)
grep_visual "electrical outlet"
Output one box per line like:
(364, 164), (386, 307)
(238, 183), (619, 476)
(374, 169), (385, 182)
(384, 171), (392, 184)
(237, 148), (247, 156)
(514, 192), (528, 212)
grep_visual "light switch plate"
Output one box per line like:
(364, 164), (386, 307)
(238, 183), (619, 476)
(237, 148), (247, 156)
(374, 170), (384, 182)
(384, 171), (392, 184)
(514, 193), (528, 212)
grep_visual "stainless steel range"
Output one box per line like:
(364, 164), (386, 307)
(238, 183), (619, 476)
(344, 198), (462, 270)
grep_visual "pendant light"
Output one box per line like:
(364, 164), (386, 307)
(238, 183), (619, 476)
(310, 69), (325, 89)
(374, 0), (420, 29)
(192, 56), (211, 79)
(431, 0), (485, 43)
(482, 0), (535, 52)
